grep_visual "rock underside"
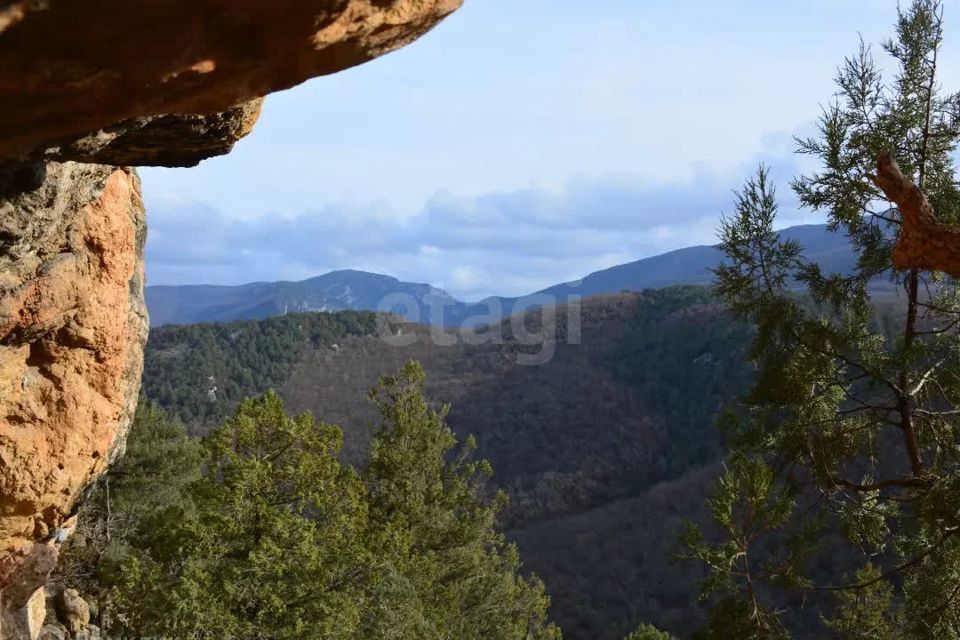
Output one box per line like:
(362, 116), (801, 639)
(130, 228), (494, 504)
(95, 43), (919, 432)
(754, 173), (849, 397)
(0, 0), (462, 166)
(0, 1), (462, 637)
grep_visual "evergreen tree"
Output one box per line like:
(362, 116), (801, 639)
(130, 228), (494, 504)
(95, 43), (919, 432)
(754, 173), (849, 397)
(686, 1), (960, 636)
(105, 392), (370, 639)
(101, 365), (559, 639)
(361, 361), (561, 640)
(622, 622), (679, 640)
(821, 564), (905, 640)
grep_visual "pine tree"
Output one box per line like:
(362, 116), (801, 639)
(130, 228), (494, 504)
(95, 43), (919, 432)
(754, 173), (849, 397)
(686, 1), (960, 636)
(362, 361), (561, 640)
(102, 366), (560, 639)
(105, 392), (371, 639)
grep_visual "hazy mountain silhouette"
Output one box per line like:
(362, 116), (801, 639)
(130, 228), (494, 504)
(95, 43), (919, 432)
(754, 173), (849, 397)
(148, 224), (878, 327)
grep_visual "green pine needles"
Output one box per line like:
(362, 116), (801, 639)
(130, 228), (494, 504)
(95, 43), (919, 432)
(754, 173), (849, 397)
(684, 1), (960, 637)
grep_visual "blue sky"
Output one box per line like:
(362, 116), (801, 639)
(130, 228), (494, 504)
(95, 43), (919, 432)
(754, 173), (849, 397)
(141, 0), (960, 301)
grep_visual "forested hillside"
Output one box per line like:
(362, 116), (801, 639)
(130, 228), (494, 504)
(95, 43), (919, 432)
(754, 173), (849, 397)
(143, 287), (751, 519)
(142, 310), (381, 427)
(141, 286), (754, 638)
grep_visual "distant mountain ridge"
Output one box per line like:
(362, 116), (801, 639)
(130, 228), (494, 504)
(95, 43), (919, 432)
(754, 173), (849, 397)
(146, 224), (870, 327)
(146, 269), (458, 327)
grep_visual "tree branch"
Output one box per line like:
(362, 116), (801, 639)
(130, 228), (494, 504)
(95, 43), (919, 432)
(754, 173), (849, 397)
(817, 528), (958, 592)
(833, 476), (928, 492)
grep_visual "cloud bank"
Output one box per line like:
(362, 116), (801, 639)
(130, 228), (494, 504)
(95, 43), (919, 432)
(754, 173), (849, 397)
(146, 153), (814, 301)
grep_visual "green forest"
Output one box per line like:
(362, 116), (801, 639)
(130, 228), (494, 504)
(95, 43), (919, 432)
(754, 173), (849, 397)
(60, 364), (565, 639)
(142, 310), (381, 426)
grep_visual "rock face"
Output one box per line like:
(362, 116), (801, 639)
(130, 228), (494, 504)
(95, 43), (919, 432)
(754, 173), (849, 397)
(0, 163), (148, 632)
(0, 587), (44, 640)
(0, 0), (463, 165)
(43, 99), (266, 169)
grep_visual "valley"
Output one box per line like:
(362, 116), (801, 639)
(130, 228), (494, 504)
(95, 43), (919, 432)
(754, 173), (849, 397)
(141, 286), (754, 639)
(4, 2), (958, 638)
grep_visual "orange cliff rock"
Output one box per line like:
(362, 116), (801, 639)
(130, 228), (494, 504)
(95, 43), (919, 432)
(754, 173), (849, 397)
(0, 0), (463, 166)
(0, 163), (147, 622)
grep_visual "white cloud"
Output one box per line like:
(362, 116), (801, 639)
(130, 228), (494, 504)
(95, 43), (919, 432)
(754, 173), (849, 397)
(139, 0), (938, 299)
(145, 144), (819, 301)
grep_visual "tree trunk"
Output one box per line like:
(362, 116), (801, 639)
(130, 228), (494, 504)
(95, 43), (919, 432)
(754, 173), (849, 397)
(871, 153), (960, 277)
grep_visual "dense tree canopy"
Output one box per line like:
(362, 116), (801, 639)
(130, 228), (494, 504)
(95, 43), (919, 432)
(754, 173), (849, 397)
(142, 311), (380, 426)
(67, 364), (558, 639)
